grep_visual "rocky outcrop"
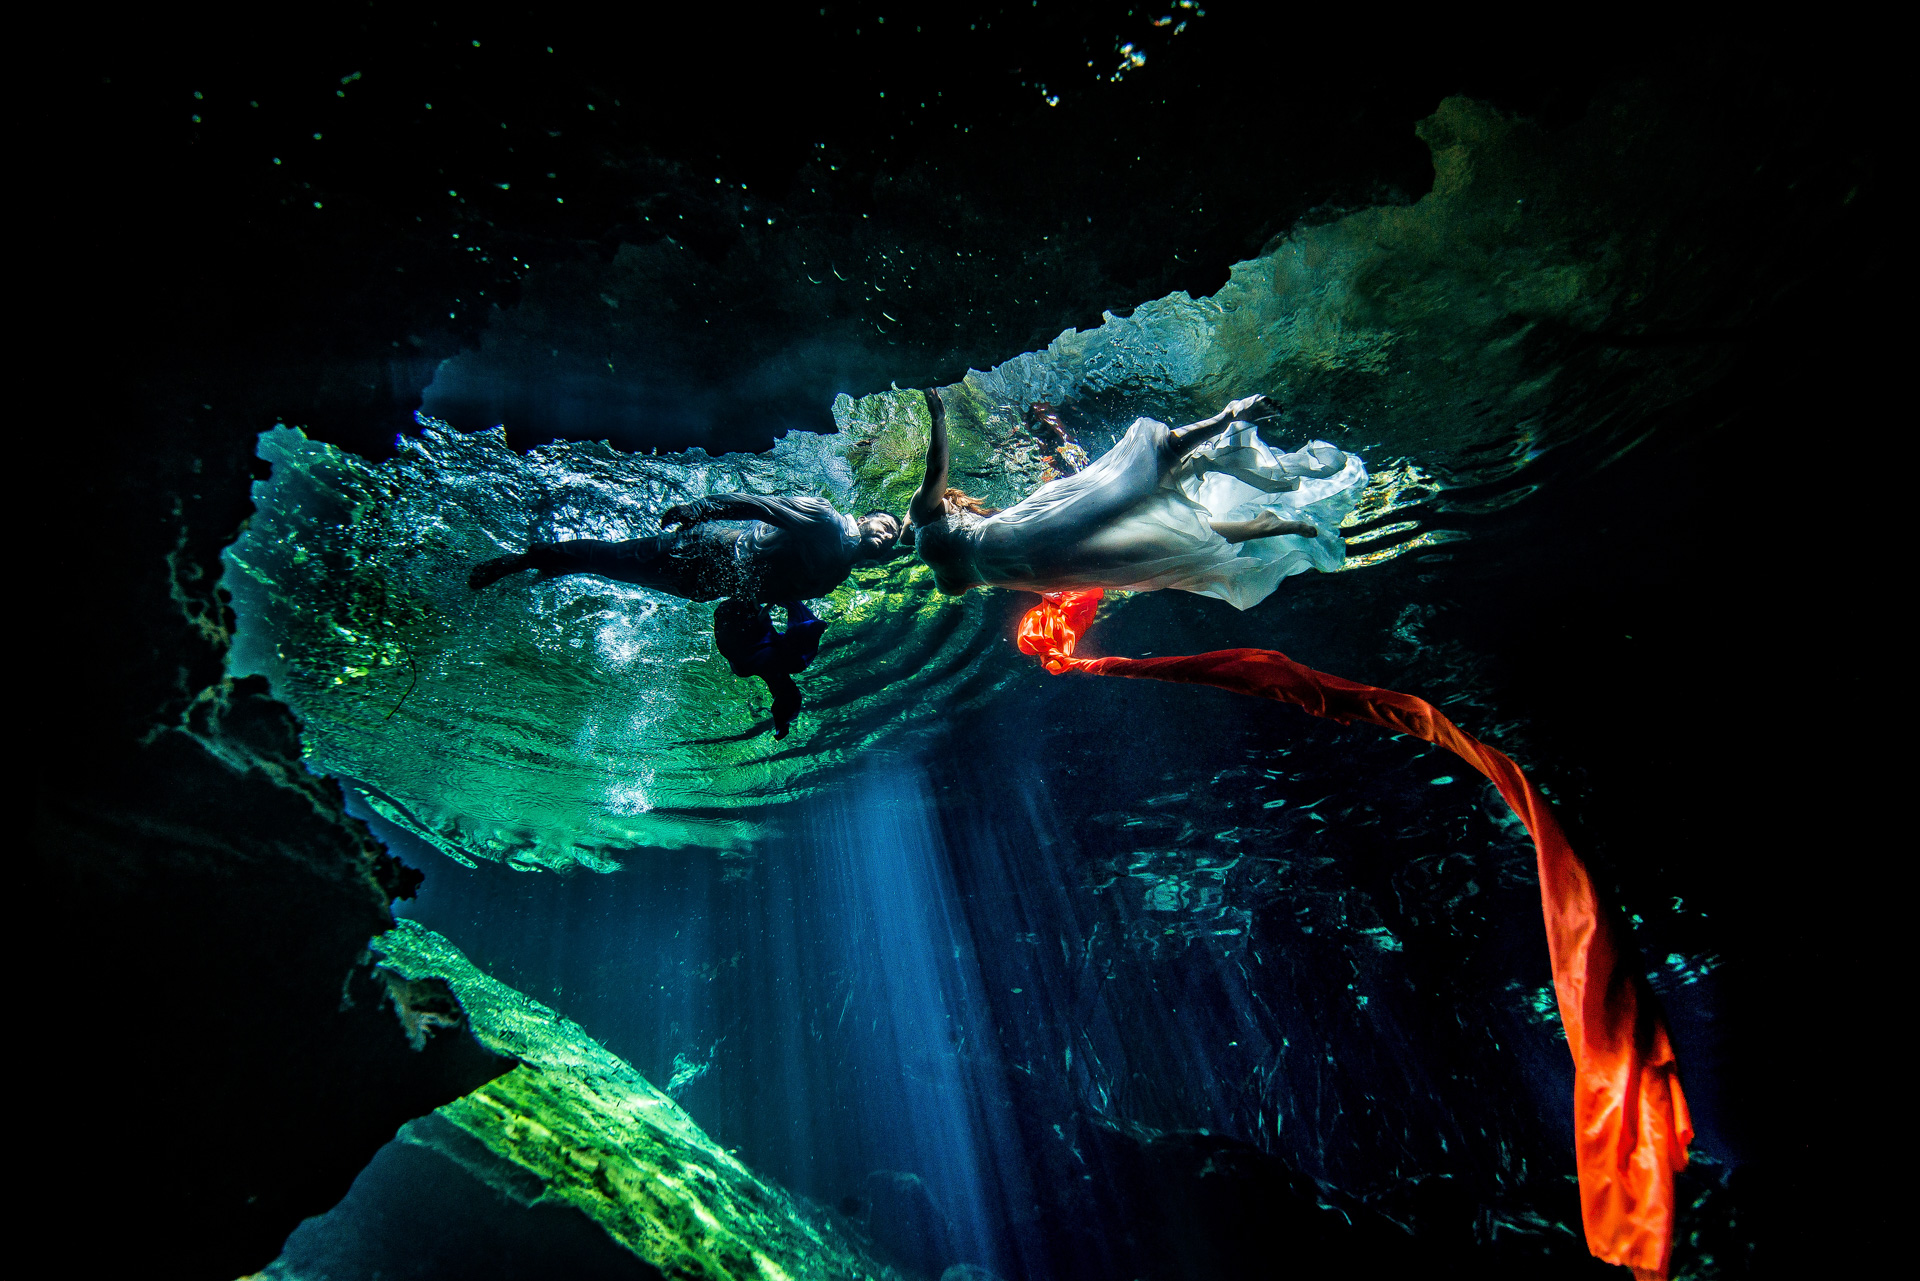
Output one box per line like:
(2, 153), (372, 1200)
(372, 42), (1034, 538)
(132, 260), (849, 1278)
(34, 400), (513, 1279)
(365, 919), (902, 1281)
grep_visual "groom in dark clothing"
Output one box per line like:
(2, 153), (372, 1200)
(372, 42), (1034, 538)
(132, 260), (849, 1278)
(470, 494), (901, 738)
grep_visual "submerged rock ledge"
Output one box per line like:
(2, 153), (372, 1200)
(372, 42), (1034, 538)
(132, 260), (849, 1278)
(370, 919), (901, 1281)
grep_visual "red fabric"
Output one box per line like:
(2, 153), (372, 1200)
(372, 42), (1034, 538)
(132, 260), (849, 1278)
(1018, 589), (1692, 1280)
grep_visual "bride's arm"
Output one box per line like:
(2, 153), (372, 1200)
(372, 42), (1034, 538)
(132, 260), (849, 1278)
(1170, 394), (1268, 456)
(909, 388), (950, 527)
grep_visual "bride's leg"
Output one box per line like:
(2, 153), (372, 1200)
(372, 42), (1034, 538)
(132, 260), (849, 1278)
(1210, 512), (1317, 544)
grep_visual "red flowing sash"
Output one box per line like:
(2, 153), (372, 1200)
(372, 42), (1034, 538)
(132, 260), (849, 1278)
(1018, 588), (1692, 1280)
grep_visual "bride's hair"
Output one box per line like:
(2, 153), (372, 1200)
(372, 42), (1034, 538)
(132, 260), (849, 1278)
(943, 487), (999, 516)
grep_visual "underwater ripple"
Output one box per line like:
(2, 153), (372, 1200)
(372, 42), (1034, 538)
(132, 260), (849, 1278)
(225, 97), (1741, 872)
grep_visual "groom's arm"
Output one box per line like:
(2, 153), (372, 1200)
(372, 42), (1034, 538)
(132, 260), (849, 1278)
(662, 494), (836, 532)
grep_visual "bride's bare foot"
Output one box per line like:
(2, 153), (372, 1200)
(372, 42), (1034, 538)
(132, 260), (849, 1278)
(1210, 512), (1318, 544)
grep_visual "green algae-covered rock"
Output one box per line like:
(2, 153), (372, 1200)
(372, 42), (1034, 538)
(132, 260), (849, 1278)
(374, 918), (900, 1281)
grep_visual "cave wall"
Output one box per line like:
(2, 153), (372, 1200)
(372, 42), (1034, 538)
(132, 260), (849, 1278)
(33, 397), (514, 1278)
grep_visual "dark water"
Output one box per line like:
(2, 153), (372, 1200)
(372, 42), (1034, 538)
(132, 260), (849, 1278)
(35, 12), (1891, 1280)
(328, 418), (1753, 1281)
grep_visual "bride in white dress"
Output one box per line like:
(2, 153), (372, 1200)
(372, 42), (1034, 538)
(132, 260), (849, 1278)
(909, 389), (1367, 611)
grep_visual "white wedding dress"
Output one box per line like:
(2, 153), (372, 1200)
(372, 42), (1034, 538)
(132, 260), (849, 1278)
(916, 416), (1367, 610)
